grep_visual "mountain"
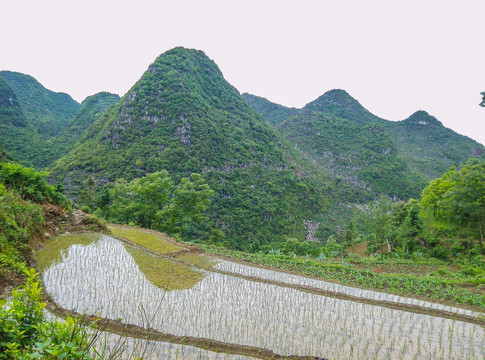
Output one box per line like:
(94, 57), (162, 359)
(278, 110), (427, 199)
(0, 73), (117, 168)
(241, 93), (298, 126)
(0, 76), (56, 167)
(302, 89), (381, 124)
(52, 92), (120, 157)
(245, 90), (484, 190)
(0, 71), (80, 137)
(51, 47), (330, 250)
(383, 111), (485, 179)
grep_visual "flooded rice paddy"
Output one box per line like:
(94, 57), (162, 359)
(43, 310), (254, 360)
(214, 260), (482, 317)
(96, 332), (257, 360)
(42, 234), (485, 359)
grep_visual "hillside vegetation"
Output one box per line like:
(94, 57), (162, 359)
(50, 47), (330, 250)
(0, 71), (80, 137)
(246, 89), (485, 186)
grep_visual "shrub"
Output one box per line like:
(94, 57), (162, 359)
(429, 245), (450, 261)
(0, 269), (93, 359)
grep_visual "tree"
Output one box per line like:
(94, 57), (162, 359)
(110, 170), (173, 228)
(420, 167), (456, 217)
(160, 173), (214, 238)
(398, 205), (423, 254)
(372, 196), (393, 253)
(80, 176), (95, 211)
(480, 91), (485, 107)
(443, 159), (485, 254)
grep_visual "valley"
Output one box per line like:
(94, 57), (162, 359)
(0, 46), (484, 359)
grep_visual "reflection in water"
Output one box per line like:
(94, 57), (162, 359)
(43, 235), (485, 359)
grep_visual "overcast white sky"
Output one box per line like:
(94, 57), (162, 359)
(2, 0), (484, 145)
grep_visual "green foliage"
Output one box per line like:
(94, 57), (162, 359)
(0, 142), (15, 164)
(0, 162), (70, 207)
(0, 269), (93, 359)
(241, 93), (298, 126)
(422, 159), (485, 254)
(0, 71), (80, 137)
(108, 171), (214, 240)
(0, 183), (44, 276)
(50, 47), (331, 247)
(480, 91), (485, 107)
(160, 173), (214, 237)
(0, 163), (72, 277)
(110, 170), (173, 228)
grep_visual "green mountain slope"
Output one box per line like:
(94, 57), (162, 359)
(0, 73), (117, 168)
(303, 89), (382, 124)
(278, 110), (426, 199)
(241, 93), (298, 126)
(51, 47), (330, 249)
(246, 90), (484, 190)
(0, 142), (15, 162)
(52, 92), (120, 157)
(383, 111), (485, 179)
(0, 71), (80, 137)
(0, 77), (57, 167)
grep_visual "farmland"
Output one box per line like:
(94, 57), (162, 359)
(37, 226), (485, 359)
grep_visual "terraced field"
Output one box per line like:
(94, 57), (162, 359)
(36, 226), (485, 359)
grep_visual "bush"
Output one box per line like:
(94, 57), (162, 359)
(0, 269), (93, 359)
(429, 245), (450, 261)
(0, 162), (71, 208)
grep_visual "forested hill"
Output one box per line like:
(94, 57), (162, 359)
(302, 89), (382, 124)
(0, 71), (80, 137)
(0, 72), (119, 168)
(241, 93), (298, 126)
(52, 92), (120, 158)
(278, 111), (427, 199)
(0, 77), (56, 168)
(382, 111), (485, 179)
(50, 47), (331, 250)
(245, 90), (485, 189)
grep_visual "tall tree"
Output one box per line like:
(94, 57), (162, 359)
(443, 159), (485, 254)
(160, 173), (214, 238)
(420, 167), (456, 217)
(421, 159), (485, 254)
(110, 171), (173, 228)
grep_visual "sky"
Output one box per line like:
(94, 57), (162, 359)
(2, 0), (484, 145)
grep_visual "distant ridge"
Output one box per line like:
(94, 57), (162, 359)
(245, 90), (484, 183)
(0, 71), (80, 137)
(242, 93), (298, 126)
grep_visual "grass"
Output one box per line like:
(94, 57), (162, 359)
(178, 253), (217, 269)
(35, 233), (100, 271)
(108, 225), (182, 254)
(126, 246), (204, 290)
